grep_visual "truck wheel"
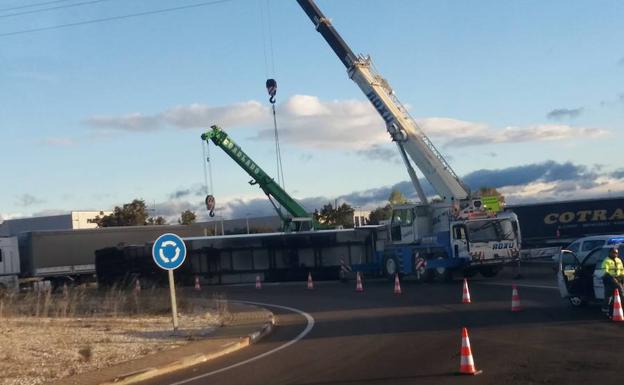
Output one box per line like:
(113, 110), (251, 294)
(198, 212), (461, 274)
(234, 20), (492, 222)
(435, 268), (453, 282)
(414, 269), (435, 283)
(463, 269), (478, 278)
(384, 256), (400, 281)
(479, 266), (500, 278)
(434, 257), (453, 282)
(568, 296), (586, 307)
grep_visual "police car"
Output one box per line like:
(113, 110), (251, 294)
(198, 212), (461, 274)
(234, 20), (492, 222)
(557, 242), (624, 307)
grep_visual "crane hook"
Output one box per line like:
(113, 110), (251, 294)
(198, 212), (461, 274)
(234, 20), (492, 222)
(205, 194), (215, 217)
(266, 78), (277, 104)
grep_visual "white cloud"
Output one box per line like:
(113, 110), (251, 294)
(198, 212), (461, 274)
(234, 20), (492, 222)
(419, 118), (609, 147)
(83, 95), (610, 150)
(85, 113), (162, 132)
(500, 176), (624, 204)
(162, 101), (268, 128)
(254, 96), (387, 149)
(159, 173), (624, 222)
(356, 143), (400, 163)
(0, 212), (24, 222)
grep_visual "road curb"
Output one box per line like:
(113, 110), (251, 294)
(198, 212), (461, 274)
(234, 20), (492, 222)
(99, 314), (275, 385)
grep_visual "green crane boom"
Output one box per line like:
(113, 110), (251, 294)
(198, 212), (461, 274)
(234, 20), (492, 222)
(201, 125), (315, 231)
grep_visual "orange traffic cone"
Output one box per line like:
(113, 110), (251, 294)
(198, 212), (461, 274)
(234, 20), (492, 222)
(307, 272), (314, 290)
(459, 327), (482, 375)
(255, 275), (262, 289)
(394, 274), (402, 295)
(194, 275), (201, 291)
(134, 278), (141, 295)
(462, 278), (471, 304)
(612, 288), (623, 321)
(355, 272), (364, 292)
(511, 284), (521, 312)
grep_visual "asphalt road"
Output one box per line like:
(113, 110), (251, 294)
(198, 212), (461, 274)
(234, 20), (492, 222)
(142, 264), (624, 385)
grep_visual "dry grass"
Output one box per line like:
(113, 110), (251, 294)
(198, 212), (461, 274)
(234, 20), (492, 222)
(0, 286), (224, 385)
(0, 284), (231, 319)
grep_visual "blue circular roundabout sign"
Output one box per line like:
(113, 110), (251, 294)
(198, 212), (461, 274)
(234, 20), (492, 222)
(152, 233), (187, 270)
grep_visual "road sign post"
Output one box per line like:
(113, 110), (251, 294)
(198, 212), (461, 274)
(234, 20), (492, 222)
(152, 233), (187, 332)
(168, 270), (179, 330)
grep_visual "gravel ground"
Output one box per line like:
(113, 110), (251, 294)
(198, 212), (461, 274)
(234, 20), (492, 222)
(0, 314), (220, 385)
(0, 288), (224, 385)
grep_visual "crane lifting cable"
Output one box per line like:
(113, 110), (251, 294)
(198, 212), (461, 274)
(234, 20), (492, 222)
(266, 78), (286, 192)
(202, 140), (216, 217)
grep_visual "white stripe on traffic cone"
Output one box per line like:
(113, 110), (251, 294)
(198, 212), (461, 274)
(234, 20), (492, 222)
(394, 274), (402, 295)
(612, 288), (623, 321)
(511, 284), (522, 312)
(462, 278), (471, 304)
(355, 272), (364, 292)
(459, 327), (482, 375)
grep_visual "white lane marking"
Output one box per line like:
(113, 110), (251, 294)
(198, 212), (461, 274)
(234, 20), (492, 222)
(477, 281), (558, 290)
(167, 301), (315, 385)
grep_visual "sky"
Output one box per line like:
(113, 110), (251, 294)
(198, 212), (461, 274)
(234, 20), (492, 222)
(1, 0), (623, 223)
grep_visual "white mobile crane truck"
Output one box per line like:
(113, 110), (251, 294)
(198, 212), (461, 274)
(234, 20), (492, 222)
(298, 0), (521, 280)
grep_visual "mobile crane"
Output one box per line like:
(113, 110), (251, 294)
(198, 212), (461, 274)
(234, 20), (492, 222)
(201, 125), (316, 232)
(298, 0), (521, 280)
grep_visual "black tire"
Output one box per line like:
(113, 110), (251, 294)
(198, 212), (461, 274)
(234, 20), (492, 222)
(463, 269), (478, 278)
(431, 256), (453, 282)
(435, 268), (454, 282)
(384, 256), (400, 281)
(479, 266), (501, 278)
(415, 269), (435, 283)
(338, 269), (349, 283)
(568, 296), (586, 307)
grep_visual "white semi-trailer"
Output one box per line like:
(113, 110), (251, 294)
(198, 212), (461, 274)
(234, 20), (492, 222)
(0, 237), (20, 290)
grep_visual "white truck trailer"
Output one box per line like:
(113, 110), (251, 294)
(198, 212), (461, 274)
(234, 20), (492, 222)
(0, 237), (20, 290)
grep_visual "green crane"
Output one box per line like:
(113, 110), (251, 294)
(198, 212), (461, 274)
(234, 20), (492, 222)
(201, 125), (316, 231)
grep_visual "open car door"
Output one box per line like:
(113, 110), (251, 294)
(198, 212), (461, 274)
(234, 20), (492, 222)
(558, 250), (583, 306)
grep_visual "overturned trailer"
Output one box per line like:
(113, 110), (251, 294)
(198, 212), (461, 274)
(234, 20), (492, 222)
(96, 227), (385, 287)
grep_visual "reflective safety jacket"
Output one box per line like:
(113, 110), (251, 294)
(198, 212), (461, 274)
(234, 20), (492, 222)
(602, 257), (624, 277)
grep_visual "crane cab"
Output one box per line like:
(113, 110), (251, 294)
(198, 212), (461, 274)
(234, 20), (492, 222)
(390, 204), (434, 244)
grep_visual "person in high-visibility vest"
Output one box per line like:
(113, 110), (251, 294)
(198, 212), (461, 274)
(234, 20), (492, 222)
(601, 247), (624, 313)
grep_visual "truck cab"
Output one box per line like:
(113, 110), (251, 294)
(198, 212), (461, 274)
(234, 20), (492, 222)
(388, 201), (520, 278)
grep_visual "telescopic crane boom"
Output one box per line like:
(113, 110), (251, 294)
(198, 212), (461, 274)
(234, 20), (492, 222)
(297, 0), (470, 204)
(201, 125), (315, 231)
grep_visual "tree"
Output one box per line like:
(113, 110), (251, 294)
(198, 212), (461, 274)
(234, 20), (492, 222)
(147, 216), (167, 225)
(91, 199), (150, 227)
(314, 202), (354, 228)
(368, 204), (392, 225)
(479, 187), (505, 204)
(367, 190), (410, 225)
(178, 210), (197, 225)
(388, 189), (409, 205)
